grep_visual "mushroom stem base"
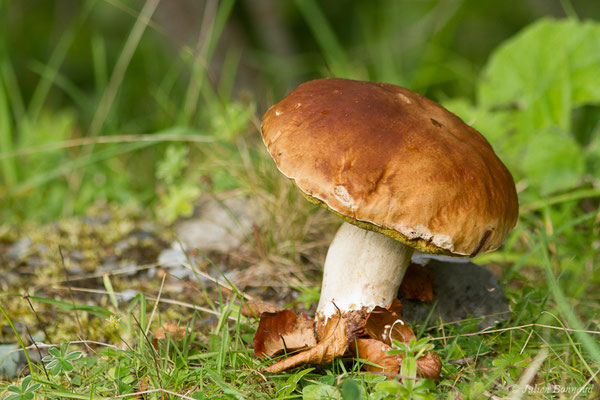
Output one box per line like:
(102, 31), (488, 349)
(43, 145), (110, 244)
(316, 222), (414, 320)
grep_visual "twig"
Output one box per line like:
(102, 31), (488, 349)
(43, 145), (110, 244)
(9, 340), (118, 354)
(24, 326), (49, 380)
(23, 294), (51, 342)
(426, 311), (512, 330)
(180, 261), (254, 300)
(519, 329), (534, 355)
(145, 273), (166, 337)
(574, 368), (600, 397)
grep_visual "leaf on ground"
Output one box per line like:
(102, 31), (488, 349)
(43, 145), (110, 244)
(241, 300), (283, 318)
(356, 338), (401, 374)
(302, 383), (340, 400)
(399, 264), (434, 302)
(360, 300), (442, 379)
(364, 299), (416, 345)
(152, 323), (190, 348)
(254, 310), (317, 358)
(265, 315), (347, 373)
(415, 351), (443, 380)
(356, 339), (442, 380)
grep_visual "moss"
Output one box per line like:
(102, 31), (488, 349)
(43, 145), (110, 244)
(0, 204), (173, 344)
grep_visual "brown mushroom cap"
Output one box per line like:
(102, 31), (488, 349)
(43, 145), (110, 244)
(261, 78), (518, 256)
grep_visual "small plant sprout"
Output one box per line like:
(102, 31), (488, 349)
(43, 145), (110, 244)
(388, 337), (436, 360)
(5, 376), (42, 400)
(105, 315), (121, 330)
(372, 338), (437, 399)
(42, 343), (83, 382)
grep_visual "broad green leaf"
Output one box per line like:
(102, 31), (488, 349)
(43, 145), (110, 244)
(282, 368), (314, 396)
(28, 296), (113, 318)
(7, 384), (20, 393)
(303, 383), (340, 400)
(521, 128), (585, 195)
(65, 351), (83, 361)
(373, 380), (402, 395)
(20, 376), (32, 390)
(340, 379), (363, 400)
(48, 347), (60, 357)
(446, 18), (600, 195)
(480, 18), (600, 132)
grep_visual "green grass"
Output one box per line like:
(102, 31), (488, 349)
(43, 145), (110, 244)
(0, 215), (598, 398)
(1, 1), (599, 398)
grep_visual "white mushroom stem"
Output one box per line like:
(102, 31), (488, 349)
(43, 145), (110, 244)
(316, 222), (414, 320)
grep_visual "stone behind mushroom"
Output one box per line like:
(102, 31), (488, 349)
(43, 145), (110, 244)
(401, 259), (511, 330)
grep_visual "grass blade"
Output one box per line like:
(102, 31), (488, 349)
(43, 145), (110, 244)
(88, 0), (161, 138)
(28, 0), (96, 122)
(539, 227), (600, 368)
(0, 303), (33, 375)
(293, 0), (351, 77)
(180, 0), (236, 125)
(0, 72), (17, 186)
(7, 141), (153, 196)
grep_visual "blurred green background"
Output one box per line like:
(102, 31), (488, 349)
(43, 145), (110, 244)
(0, 0), (599, 223)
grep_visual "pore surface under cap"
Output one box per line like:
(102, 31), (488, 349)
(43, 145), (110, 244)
(261, 78), (518, 256)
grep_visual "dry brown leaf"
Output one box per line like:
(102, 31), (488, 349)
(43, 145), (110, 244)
(355, 338), (441, 380)
(241, 300), (283, 318)
(265, 315), (348, 373)
(153, 323), (189, 340)
(416, 351), (442, 380)
(355, 338), (401, 374)
(254, 310), (317, 358)
(399, 263), (434, 302)
(363, 301), (441, 379)
(256, 305), (441, 380)
(152, 322), (190, 349)
(364, 299), (416, 345)
(356, 339), (441, 380)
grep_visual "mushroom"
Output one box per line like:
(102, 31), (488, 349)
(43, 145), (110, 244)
(259, 78), (518, 375)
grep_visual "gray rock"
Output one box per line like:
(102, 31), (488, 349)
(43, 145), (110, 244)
(98, 256), (119, 273)
(174, 196), (264, 254)
(118, 289), (139, 302)
(67, 264), (84, 275)
(400, 259), (510, 330)
(7, 237), (32, 261)
(155, 244), (196, 280)
(155, 195), (265, 279)
(157, 244), (189, 269)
